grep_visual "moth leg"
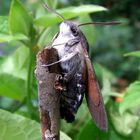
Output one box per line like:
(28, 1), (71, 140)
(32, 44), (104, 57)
(54, 74), (66, 92)
(55, 74), (63, 81)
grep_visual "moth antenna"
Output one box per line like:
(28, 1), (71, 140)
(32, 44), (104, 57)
(42, 0), (65, 21)
(78, 21), (121, 27)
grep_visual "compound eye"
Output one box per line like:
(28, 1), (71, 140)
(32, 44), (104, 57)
(70, 26), (78, 36)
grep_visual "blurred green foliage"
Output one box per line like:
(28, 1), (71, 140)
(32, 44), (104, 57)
(0, 0), (140, 140)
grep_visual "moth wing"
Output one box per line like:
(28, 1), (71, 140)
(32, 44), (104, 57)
(84, 50), (108, 131)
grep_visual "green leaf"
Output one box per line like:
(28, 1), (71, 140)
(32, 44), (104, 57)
(0, 46), (29, 80)
(77, 115), (131, 140)
(9, 0), (33, 36)
(35, 5), (107, 27)
(0, 46), (32, 101)
(38, 25), (59, 48)
(60, 132), (72, 140)
(46, 0), (58, 9)
(110, 107), (139, 136)
(0, 16), (28, 43)
(0, 74), (26, 101)
(76, 119), (103, 140)
(132, 122), (140, 140)
(124, 51), (140, 58)
(0, 33), (28, 43)
(0, 109), (71, 140)
(76, 119), (125, 140)
(0, 16), (9, 34)
(119, 81), (140, 114)
(0, 109), (41, 140)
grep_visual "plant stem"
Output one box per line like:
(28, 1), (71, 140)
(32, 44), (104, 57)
(26, 47), (34, 117)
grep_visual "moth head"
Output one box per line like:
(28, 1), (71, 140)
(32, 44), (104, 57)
(59, 21), (79, 37)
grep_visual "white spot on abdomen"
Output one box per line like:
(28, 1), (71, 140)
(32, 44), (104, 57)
(78, 95), (82, 101)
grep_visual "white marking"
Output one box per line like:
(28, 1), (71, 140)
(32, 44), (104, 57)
(76, 73), (81, 77)
(78, 95), (82, 101)
(45, 130), (55, 139)
(52, 22), (75, 58)
(60, 22), (72, 36)
(39, 81), (43, 84)
(77, 84), (82, 87)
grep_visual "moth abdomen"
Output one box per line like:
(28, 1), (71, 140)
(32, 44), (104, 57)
(60, 72), (86, 122)
(60, 95), (77, 122)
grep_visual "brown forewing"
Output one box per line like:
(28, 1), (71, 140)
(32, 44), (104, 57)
(84, 49), (108, 131)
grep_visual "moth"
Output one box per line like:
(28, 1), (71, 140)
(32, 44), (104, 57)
(42, 3), (120, 131)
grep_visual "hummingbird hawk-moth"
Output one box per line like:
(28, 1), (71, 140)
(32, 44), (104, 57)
(42, 3), (120, 131)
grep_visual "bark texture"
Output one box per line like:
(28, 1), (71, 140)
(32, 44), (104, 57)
(35, 47), (61, 140)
